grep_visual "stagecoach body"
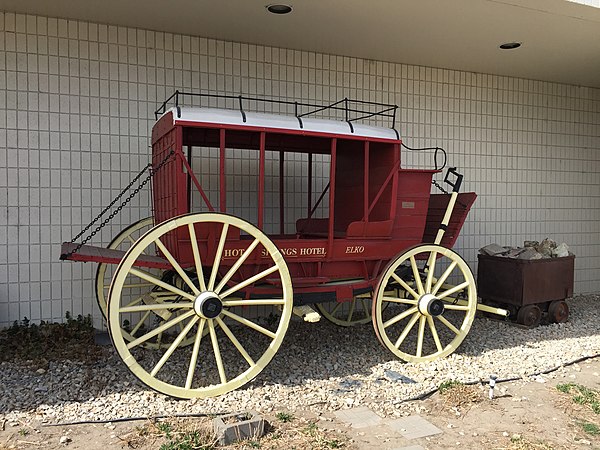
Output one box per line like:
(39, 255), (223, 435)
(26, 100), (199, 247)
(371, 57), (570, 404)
(61, 93), (507, 398)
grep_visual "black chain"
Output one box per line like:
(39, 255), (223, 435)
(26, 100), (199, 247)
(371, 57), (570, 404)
(432, 179), (469, 209)
(63, 149), (175, 259)
(432, 179), (449, 195)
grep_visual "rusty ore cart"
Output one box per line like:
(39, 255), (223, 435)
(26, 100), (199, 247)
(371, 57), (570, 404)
(61, 92), (507, 398)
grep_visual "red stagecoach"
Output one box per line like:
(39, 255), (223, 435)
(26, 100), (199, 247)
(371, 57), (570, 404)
(61, 92), (507, 398)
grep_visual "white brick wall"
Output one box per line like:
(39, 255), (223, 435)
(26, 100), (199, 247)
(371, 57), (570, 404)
(0, 12), (599, 327)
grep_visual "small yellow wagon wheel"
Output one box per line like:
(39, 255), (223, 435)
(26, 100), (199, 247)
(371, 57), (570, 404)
(316, 295), (373, 326)
(372, 244), (477, 363)
(107, 212), (293, 398)
(96, 217), (155, 319)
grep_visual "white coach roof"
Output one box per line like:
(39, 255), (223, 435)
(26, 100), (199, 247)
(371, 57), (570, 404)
(167, 107), (400, 141)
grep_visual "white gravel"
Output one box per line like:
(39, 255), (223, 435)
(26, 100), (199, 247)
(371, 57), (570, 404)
(1, 294), (600, 424)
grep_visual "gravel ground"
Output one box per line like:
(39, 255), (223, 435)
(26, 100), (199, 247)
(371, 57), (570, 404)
(1, 294), (599, 425)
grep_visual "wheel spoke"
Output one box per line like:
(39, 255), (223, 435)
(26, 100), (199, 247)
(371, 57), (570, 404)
(330, 302), (342, 316)
(208, 320), (227, 384)
(185, 319), (206, 389)
(221, 310), (277, 339)
(410, 256), (424, 295)
(437, 281), (470, 301)
(220, 265), (279, 298)
(126, 310), (195, 349)
(124, 295), (146, 308)
(431, 261), (458, 295)
(394, 312), (420, 349)
(360, 298), (371, 319)
(154, 237), (200, 296)
(346, 299), (356, 323)
(437, 315), (460, 335)
(208, 223), (229, 291)
(216, 317), (255, 366)
(188, 223), (207, 292)
(391, 273), (419, 300)
(443, 304), (470, 311)
(215, 238), (261, 294)
(150, 316), (199, 377)
(427, 316), (443, 353)
(120, 282), (155, 290)
(382, 296), (418, 305)
(152, 292), (179, 299)
(416, 315), (426, 357)
(425, 251), (437, 292)
(119, 302), (194, 313)
(129, 268), (196, 301)
(222, 298), (286, 307)
(130, 310), (152, 336)
(383, 306), (418, 329)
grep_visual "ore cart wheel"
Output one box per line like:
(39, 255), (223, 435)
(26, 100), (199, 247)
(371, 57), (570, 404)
(372, 244), (477, 363)
(107, 213), (293, 398)
(548, 300), (569, 324)
(516, 305), (542, 327)
(96, 217), (155, 319)
(316, 295), (373, 326)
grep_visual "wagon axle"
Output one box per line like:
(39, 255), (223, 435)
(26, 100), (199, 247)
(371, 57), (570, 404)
(417, 294), (445, 317)
(194, 292), (224, 319)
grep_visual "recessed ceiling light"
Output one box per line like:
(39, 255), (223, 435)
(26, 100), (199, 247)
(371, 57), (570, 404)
(499, 42), (522, 50)
(266, 4), (293, 14)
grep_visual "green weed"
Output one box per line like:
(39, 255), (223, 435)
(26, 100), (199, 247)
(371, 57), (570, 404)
(508, 435), (555, 449)
(304, 421), (318, 436)
(156, 421), (173, 439)
(154, 421), (216, 450)
(0, 312), (99, 363)
(556, 383), (575, 394)
(324, 438), (344, 448)
(579, 421), (600, 436)
(439, 380), (463, 394)
(557, 383), (600, 414)
(159, 430), (214, 450)
(275, 412), (295, 423)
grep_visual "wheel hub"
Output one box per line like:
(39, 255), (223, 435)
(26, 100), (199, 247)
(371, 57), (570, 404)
(418, 293), (445, 317)
(194, 291), (223, 319)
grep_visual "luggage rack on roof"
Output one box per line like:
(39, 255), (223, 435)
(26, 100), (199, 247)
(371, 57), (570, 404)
(154, 90), (399, 131)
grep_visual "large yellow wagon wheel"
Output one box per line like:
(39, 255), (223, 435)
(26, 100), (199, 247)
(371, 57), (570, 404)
(96, 217), (155, 319)
(107, 213), (293, 398)
(372, 244), (477, 363)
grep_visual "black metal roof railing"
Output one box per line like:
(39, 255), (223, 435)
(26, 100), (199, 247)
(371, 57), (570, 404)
(154, 91), (398, 130)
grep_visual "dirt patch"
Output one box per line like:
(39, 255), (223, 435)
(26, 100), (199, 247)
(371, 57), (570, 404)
(0, 413), (352, 450)
(414, 359), (600, 449)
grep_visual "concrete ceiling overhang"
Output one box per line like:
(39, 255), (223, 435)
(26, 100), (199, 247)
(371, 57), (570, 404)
(1, 0), (600, 88)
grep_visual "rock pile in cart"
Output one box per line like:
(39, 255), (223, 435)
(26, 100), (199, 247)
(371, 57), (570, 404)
(480, 238), (572, 260)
